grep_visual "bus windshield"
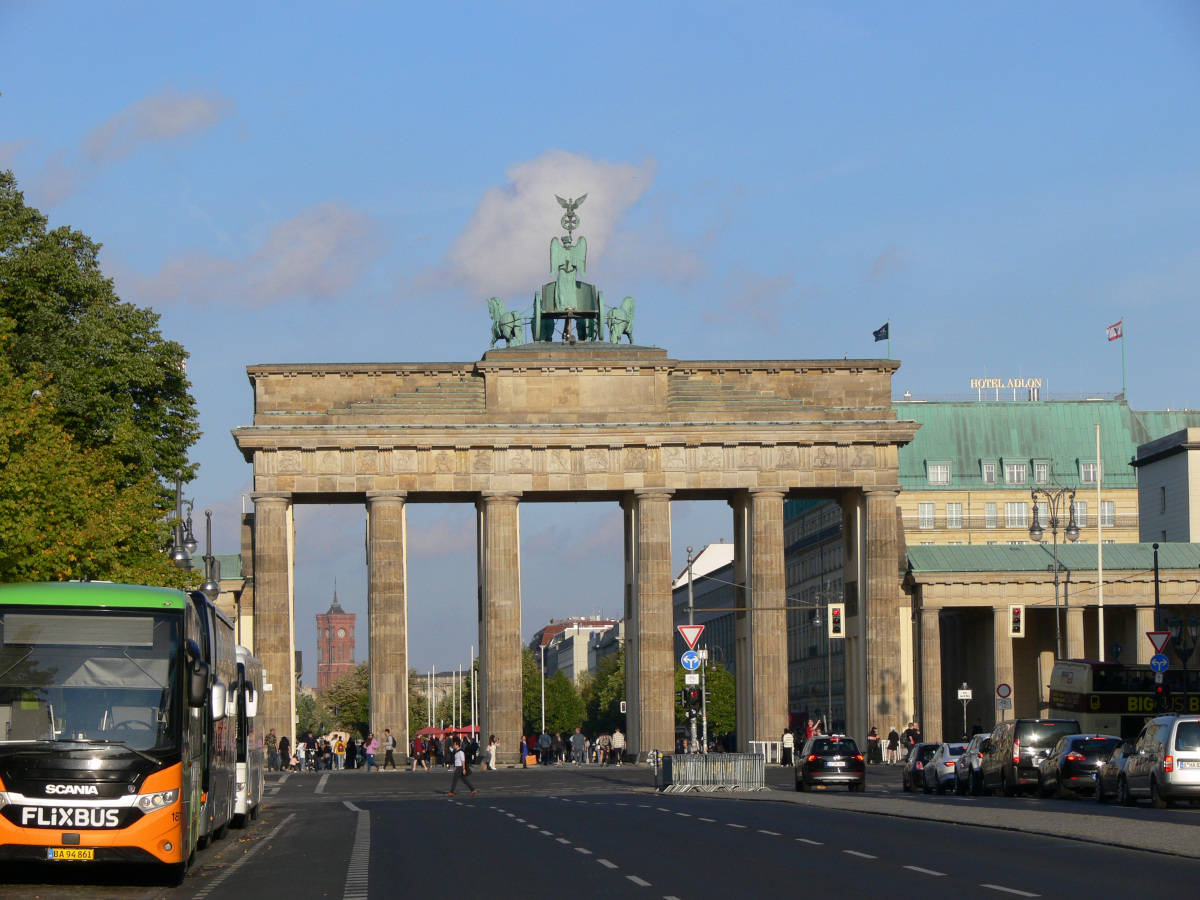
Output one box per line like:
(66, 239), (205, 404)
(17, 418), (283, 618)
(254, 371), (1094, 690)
(0, 608), (181, 753)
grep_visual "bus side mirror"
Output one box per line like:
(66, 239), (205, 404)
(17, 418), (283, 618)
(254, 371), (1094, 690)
(187, 642), (209, 708)
(211, 681), (227, 721)
(245, 686), (259, 718)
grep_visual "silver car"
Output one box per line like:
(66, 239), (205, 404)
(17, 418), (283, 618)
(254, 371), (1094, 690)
(1118, 715), (1200, 808)
(923, 742), (967, 794)
(955, 732), (989, 795)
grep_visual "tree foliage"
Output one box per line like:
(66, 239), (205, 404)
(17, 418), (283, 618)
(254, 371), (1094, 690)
(320, 662), (370, 736)
(582, 647), (625, 735)
(521, 646), (543, 735)
(408, 671), (429, 738)
(543, 670), (585, 734)
(0, 170), (199, 488)
(297, 691), (333, 737)
(674, 662), (736, 739)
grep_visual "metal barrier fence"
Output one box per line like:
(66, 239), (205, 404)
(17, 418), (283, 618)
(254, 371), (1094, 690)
(659, 753), (767, 793)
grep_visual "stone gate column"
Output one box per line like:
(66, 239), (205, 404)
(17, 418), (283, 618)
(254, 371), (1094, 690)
(478, 492), (522, 763)
(748, 489), (788, 745)
(993, 607), (1015, 719)
(624, 489), (674, 758)
(920, 607), (943, 742)
(863, 489), (904, 735)
(366, 491), (409, 752)
(1066, 606), (1085, 660)
(251, 492), (294, 744)
(1135, 606), (1156, 664)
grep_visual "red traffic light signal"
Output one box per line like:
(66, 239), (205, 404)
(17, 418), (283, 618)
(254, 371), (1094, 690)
(684, 687), (702, 711)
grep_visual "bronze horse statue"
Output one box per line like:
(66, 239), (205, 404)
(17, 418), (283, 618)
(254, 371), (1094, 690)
(488, 297), (525, 348)
(606, 296), (635, 344)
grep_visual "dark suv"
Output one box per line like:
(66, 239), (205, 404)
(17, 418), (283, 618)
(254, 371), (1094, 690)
(980, 719), (1080, 796)
(795, 735), (866, 792)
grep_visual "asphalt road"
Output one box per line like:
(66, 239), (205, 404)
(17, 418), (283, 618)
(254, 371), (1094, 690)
(2, 763), (1198, 899)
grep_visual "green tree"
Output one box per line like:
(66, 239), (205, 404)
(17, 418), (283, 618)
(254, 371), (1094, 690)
(674, 662), (736, 741)
(0, 320), (190, 585)
(297, 692), (333, 736)
(320, 662), (369, 735)
(0, 170), (199, 488)
(544, 670), (585, 734)
(408, 670), (429, 738)
(521, 646), (542, 735)
(583, 647), (625, 735)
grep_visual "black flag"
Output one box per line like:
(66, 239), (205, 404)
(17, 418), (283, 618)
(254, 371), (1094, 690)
(873, 323), (889, 342)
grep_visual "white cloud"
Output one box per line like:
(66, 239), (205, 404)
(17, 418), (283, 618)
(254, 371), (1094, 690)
(120, 201), (382, 307)
(83, 89), (233, 164)
(427, 150), (658, 303)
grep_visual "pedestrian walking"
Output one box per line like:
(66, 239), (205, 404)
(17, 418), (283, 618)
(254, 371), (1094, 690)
(363, 733), (380, 771)
(487, 735), (498, 771)
(334, 737), (346, 770)
(538, 730), (552, 765)
(445, 738), (476, 797)
(345, 736), (357, 770)
(611, 728), (625, 765)
(781, 728), (794, 766)
(278, 735), (291, 772)
(383, 728), (397, 769)
(886, 727), (900, 764)
(570, 728), (587, 765)
(411, 736), (428, 771)
(265, 728), (279, 772)
(598, 732), (611, 765)
(867, 726), (882, 764)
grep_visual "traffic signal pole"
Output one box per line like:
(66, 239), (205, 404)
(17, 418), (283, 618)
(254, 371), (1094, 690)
(687, 547), (698, 754)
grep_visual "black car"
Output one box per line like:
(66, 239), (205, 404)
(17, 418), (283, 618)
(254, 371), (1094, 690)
(795, 735), (866, 792)
(1038, 734), (1121, 798)
(980, 719), (1080, 797)
(901, 742), (940, 792)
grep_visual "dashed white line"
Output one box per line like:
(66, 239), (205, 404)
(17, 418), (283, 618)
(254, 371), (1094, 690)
(638, 804), (650, 808)
(797, 838), (823, 845)
(727, 823), (746, 829)
(540, 830), (554, 835)
(981, 887), (1039, 898)
(657, 807), (670, 812)
(315, 773), (329, 794)
(575, 847), (592, 855)
(758, 829), (780, 836)
(515, 818), (525, 822)
(699, 817), (716, 822)
(598, 859), (617, 869)
(627, 876), (651, 887)
(526, 824), (538, 829)
(844, 850), (877, 859)
(506, 813), (515, 818)
(676, 812), (691, 817)
(905, 866), (945, 877)
(556, 838), (571, 844)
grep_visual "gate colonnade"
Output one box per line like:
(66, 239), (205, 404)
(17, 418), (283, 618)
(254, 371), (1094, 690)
(233, 344), (918, 759)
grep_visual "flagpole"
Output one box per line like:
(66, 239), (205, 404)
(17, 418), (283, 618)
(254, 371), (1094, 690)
(888, 320), (892, 361)
(1121, 320), (1126, 398)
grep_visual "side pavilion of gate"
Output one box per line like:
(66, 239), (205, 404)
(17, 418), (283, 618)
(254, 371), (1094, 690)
(232, 343), (919, 758)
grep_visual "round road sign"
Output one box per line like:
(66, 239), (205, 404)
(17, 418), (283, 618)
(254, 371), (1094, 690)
(996, 683), (1012, 699)
(681, 650), (701, 671)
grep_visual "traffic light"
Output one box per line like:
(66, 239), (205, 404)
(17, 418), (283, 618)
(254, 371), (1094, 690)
(1153, 682), (1172, 713)
(684, 687), (702, 713)
(1009, 604), (1025, 638)
(828, 604), (844, 639)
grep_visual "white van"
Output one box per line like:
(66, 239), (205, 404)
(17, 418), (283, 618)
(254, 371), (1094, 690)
(1118, 715), (1200, 808)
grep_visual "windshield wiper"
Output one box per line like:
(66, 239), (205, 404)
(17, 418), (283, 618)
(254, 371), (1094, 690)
(53, 739), (163, 768)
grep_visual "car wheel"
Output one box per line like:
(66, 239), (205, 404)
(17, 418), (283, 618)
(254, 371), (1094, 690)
(1037, 775), (1050, 799)
(1150, 779), (1169, 810)
(795, 778), (803, 792)
(799, 779), (811, 793)
(936, 777), (947, 795)
(1056, 778), (1073, 800)
(922, 774), (933, 794)
(902, 774), (912, 793)
(971, 771), (982, 797)
(1095, 780), (1107, 803)
(1117, 777), (1135, 807)
(955, 775), (967, 796)
(1001, 771), (1016, 797)
(852, 782), (866, 793)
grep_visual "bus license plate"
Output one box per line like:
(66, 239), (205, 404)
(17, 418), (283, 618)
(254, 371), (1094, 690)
(48, 848), (93, 861)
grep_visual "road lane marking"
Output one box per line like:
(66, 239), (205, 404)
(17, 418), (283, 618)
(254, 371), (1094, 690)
(844, 850), (876, 859)
(982, 887), (1039, 898)
(727, 823), (746, 828)
(598, 859), (617, 868)
(677, 812), (691, 817)
(192, 812), (296, 900)
(526, 824), (538, 829)
(316, 773), (330, 794)
(556, 838), (571, 844)
(506, 813), (515, 817)
(278, 773), (291, 784)
(638, 804), (650, 808)
(905, 866), (946, 876)
(575, 847), (592, 854)
(657, 807), (670, 811)
(541, 830), (554, 835)
(515, 818), (525, 822)
(342, 802), (371, 900)
(758, 830), (780, 835)
(699, 817), (715, 822)
(627, 876), (651, 886)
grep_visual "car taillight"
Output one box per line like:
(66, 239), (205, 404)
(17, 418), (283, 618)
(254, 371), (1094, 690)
(945, 760), (955, 767)
(808, 754), (818, 763)
(976, 752), (983, 759)
(1164, 755), (1174, 773)
(916, 761), (923, 770)
(855, 754), (864, 761)
(1013, 738), (1020, 765)
(1065, 752), (1085, 762)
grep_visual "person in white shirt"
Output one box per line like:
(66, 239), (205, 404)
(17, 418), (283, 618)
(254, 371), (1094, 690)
(611, 728), (626, 765)
(446, 738), (476, 796)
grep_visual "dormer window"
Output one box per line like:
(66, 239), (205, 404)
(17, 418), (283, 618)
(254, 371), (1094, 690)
(1080, 461), (1100, 484)
(927, 462), (950, 485)
(1005, 462), (1027, 485)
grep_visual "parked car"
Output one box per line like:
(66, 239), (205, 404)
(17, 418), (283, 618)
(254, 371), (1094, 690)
(980, 719), (1080, 796)
(923, 742), (968, 794)
(1037, 734), (1121, 798)
(901, 742), (940, 792)
(795, 735), (866, 792)
(1094, 742), (1135, 804)
(955, 733), (990, 796)
(1116, 715), (1200, 808)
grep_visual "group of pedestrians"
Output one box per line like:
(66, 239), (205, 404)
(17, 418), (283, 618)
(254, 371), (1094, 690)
(264, 728), (396, 772)
(777, 720), (920, 766)
(521, 728), (625, 766)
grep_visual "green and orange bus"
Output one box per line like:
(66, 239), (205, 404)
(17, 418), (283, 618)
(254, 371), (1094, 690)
(0, 581), (247, 883)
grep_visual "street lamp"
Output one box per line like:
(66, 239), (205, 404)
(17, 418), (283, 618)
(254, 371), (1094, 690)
(1167, 617), (1200, 705)
(1030, 487), (1079, 659)
(167, 469), (195, 569)
(199, 509), (222, 600)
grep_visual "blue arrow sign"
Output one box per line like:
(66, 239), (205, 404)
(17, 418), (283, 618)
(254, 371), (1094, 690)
(1150, 654), (1169, 674)
(681, 650), (701, 671)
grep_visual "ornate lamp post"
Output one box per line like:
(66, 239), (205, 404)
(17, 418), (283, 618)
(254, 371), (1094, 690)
(167, 469), (196, 569)
(199, 509), (222, 600)
(1029, 487), (1079, 659)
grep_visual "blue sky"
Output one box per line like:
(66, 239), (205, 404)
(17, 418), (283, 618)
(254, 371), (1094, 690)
(3, 2), (1198, 678)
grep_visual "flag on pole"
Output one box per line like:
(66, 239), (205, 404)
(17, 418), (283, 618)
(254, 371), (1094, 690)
(1106, 319), (1123, 341)
(873, 323), (889, 342)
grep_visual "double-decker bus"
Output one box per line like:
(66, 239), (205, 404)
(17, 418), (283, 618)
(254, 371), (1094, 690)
(233, 646), (263, 825)
(0, 582), (241, 883)
(1048, 660), (1200, 741)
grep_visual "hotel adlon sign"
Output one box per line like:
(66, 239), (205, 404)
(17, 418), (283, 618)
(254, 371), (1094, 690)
(969, 377), (1043, 389)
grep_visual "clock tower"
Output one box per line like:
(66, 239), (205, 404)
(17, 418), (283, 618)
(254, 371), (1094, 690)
(316, 584), (356, 691)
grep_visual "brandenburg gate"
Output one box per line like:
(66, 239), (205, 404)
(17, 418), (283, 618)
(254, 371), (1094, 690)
(233, 197), (918, 759)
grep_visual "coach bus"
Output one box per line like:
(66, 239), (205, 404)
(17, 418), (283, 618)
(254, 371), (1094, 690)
(1048, 659), (1200, 741)
(233, 645), (263, 826)
(0, 582), (240, 883)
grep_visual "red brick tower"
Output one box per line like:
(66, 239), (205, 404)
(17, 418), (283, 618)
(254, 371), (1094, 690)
(316, 584), (356, 691)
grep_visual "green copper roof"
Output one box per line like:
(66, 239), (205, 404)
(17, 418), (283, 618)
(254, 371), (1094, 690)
(908, 542), (1200, 574)
(894, 400), (1200, 491)
(0, 582), (188, 610)
(214, 553), (243, 580)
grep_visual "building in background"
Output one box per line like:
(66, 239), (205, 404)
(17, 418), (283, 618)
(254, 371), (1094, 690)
(530, 618), (619, 682)
(316, 586), (356, 691)
(1133, 427), (1200, 542)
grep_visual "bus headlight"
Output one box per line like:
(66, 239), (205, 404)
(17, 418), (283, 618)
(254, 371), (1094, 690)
(0, 792), (8, 811)
(136, 788), (179, 812)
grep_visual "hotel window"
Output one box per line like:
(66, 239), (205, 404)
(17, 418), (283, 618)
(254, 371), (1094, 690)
(1005, 463), (1026, 485)
(986, 541), (998, 545)
(946, 502), (963, 529)
(1009, 540), (1027, 546)
(1034, 463), (1049, 484)
(985, 502), (997, 528)
(1005, 501), (1029, 528)
(948, 541), (964, 545)
(982, 463), (996, 485)
(928, 463), (950, 485)
(1101, 501), (1115, 527)
(1081, 462), (1100, 484)
(1073, 501), (1088, 528)
(918, 502), (935, 529)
